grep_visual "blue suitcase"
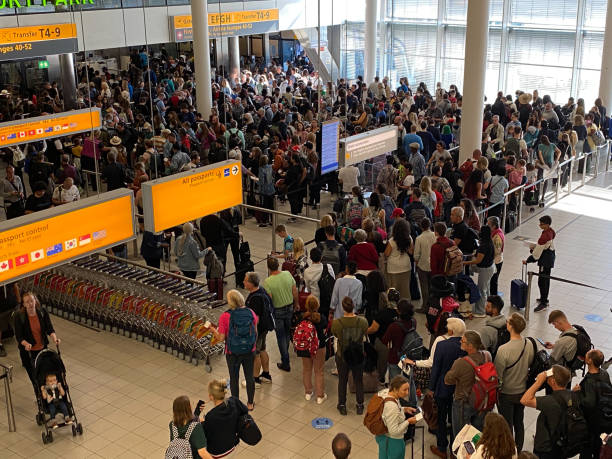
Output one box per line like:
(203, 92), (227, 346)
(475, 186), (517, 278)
(511, 265), (528, 309)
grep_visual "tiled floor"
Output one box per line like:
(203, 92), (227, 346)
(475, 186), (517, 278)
(1, 171), (612, 458)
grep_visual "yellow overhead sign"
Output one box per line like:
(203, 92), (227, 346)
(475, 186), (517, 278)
(142, 160), (243, 233)
(0, 189), (136, 286)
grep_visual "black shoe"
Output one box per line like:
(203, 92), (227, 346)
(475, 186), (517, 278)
(534, 302), (549, 312)
(356, 404), (364, 415)
(276, 363), (291, 372)
(259, 372), (272, 383)
(337, 405), (347, 416)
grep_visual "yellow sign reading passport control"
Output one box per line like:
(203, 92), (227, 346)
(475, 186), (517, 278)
(142, 160), (243, 233)
(0, 189), (136, 286)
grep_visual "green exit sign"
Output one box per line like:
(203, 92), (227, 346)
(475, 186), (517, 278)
(38, 60), (49, 69)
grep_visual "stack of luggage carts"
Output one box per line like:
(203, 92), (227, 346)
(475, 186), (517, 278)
(22, 255), (226, 372)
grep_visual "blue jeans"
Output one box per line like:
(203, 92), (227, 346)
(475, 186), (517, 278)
(387, 364), (417, 407)
(48, 400), (69, 419)
(274, 305), (292, 368)
(435, 396), (454, 452)
(452, 399), (485, 437)
(376, 435), (406, 459)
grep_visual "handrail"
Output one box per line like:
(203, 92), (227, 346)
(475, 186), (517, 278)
(0, 363), (16, 432)
(473, 141), (610, 231)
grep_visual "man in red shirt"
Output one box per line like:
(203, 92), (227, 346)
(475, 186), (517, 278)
(430, 222), (455, 276)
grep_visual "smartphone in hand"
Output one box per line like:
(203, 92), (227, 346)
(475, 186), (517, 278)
(463, 441), (475, 454)
(194, 400), (205, 417)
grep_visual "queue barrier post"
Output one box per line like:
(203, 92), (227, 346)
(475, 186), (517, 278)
(582, 152), (588, 187)
(555, 164), (561, 203)
(0, 363), (16, 432)
(525, 270), (534, 322)
(271, 197), (277, 253)
(517, 187), (524, 227)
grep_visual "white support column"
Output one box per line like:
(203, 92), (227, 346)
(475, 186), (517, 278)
(458, 0), (490, 164)
(228, 36), (240, 82)
(191, 0), (213, 119)
(364, 0), (378, 84)
(599, 0), (612, 107)
(263, 33), (271, 67)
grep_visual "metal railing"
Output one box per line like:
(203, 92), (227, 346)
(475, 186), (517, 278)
(475, 141), (611, 232)
(239, 202), (319, 253)
(0, 363), (16, 433)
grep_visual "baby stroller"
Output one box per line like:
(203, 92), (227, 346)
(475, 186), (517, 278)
(32, 346), (83, 444)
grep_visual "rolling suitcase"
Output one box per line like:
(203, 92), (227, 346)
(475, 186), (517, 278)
(511, 264), (528, 309)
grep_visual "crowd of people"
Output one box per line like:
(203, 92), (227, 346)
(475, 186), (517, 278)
(1, 46), (612, 459)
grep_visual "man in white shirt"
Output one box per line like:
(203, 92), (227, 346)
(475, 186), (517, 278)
(303, 248), (335, 300)
(338, 165), (360, 194)
(413, 217), (437, 313)
(52, 177), (80, 206)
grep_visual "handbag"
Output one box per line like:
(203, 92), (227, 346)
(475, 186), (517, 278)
(421, 391), (438, 432)
(413, 366), (431, 391)
(237, 413), (262, 446)
(324, 321), (335, 361)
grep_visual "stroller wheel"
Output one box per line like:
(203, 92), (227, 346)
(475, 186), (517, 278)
(72, 424), (77, 436)
(42, 432), (47, 444)
(77, 423), (83, 435)
(36, 413), (44, 425)
(205, 364), (212, 373)
(48, 431), (53, 443)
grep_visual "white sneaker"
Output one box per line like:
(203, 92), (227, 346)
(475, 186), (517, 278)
(305, 392), (313, 401)
(317, 394), (328, 405)
(241, 379), (261, 388)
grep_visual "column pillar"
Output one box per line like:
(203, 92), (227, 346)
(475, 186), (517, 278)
(598, 0), (612, 108)
(191, 0), (213, 119)
(228, 36), (240, 83)
(458, 0), (490, 164)
(59, 53), (77, 110)
(263, 33), (271, 67)
(364, 0), (378, 84)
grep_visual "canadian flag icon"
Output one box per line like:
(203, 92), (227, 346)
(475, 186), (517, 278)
(30, 249), (44, 262)
(0, 259), (13, 272)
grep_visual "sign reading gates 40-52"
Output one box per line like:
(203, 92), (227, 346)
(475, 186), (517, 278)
(0, 23), (78, 61)
(141, 160), (243, 233)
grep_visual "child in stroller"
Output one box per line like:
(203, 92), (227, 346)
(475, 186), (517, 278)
(33, 347), (83, 443)
(41, 373), (72, 428)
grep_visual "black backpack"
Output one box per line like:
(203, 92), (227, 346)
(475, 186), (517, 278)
(317, 264), (336, 316)
(526, 337), (552, 387)
(249, 289), (275, 332)
(565, 325), (593, 372)
(490, 324), (511, 359)
(549, 392), (591, 458)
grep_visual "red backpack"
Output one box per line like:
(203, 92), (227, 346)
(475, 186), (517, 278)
(293, 320), (319, 357)
(463, 353), (499, 412)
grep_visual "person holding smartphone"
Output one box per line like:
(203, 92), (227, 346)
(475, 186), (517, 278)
(375, 375), (419, 459)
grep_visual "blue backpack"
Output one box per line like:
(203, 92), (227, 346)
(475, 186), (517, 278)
(227, 308), (257, 354)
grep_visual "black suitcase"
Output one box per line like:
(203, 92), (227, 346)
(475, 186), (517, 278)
(511, 264), (528, 309)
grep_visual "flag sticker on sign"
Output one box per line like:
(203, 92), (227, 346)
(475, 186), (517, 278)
(65, 239), (77, 250)
(46, 244), (63, 256)
(30, 249), (44, 262)
(0, 260), (13, 272)
(93, 230), (107, 241)
(79, 234), (91, 246)
(15, 254), (29, 266)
